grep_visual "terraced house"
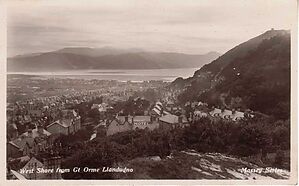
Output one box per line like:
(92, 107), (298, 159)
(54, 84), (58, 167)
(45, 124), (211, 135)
(106, 115), (159, 136)
(46, 109), (81, 135)
(7, 125), (52, 158)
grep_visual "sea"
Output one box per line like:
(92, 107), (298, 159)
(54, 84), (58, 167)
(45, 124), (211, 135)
(8, 68), (198, 82)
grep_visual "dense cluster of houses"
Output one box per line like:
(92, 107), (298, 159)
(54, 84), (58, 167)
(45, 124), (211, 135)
(95, 99), (256, 138)
(93, 97), (256, 138)
(6, 79), (170, 179)
(7, 81), (257, 180)
(7, 155), (63, 180)
(90, 101), (189, 138)
(190, 101), (254, 122)
(46, 110), (81, 136)
(7, 109), (81, 159)
(105, 115), (160, 136)
(6, 85), (141, 159)
(7, 107), (81, 180)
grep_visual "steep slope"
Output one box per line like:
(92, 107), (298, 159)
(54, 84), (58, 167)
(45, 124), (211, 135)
(175, 29), (290, 119)
(138, 51), (221, 69)
(112, 150), (290, 179)
(194, 29), (289, 77)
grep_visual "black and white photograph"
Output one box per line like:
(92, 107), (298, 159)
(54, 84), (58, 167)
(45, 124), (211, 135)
(3, 0), (297, 183)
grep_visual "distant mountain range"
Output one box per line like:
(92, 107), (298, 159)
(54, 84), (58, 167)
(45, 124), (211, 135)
(172, 29), (290, 119)
(7, 47), (221, 72)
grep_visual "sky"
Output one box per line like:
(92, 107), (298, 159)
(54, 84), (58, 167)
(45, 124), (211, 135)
(7, 0), (296, 57)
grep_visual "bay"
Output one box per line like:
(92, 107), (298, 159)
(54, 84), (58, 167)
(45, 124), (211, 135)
(8, 68), (197, 82)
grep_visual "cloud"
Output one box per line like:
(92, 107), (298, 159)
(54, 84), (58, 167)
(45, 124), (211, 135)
(6, 0), (296, 56)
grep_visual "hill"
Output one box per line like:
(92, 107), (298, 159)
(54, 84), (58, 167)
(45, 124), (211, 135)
(7, 48), (221, 72)
(174, 29), (290, 119)
(54, 47), (144, 57)
(112, 150), (290, 179)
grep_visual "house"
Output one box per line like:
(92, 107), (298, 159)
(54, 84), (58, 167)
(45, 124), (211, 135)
(91, 103), (108, 112)
(7, 141), (22, 158)
(8, 126), (52, 157)
(61, 109), (80, 120)
(196, 107), (247, 122)
(132, 116), (159, 131)
(20, 157), (45, 179)
(166, 101), (174, 108)
(151, 102), (164, 116)
(47, 119), (77, 135)
(106, 115), (160, 136)
(106, 116), (132, 136)
(219, 109), (233, 119)
(209, 108), (222, 117)
(9, 136), (34, 157)
(92, 120), (107, 138)
(46, 109), (81, 135)
(7, 123), (18, 140)
(231, 110), (245, 121)
(193, 110), (208, 120)
(159, 114), (189, 131)
(151, 107), (161, 116)
(20, 126), (51, 139)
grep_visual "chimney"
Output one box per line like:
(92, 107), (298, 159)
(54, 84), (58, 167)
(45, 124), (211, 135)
(28, 129), (32, 137)
(37, 125), (43, 134)
(178, 115), (183, 123)
(160, 107), (164, 116)
(232, 109), (236, 114)
(150, 115), (155, 123)
(25, 125), (29, 133)
(125, 116), (128, 122)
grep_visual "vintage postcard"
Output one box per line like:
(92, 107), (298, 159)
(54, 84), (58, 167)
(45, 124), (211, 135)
(1, 0), (298, 185)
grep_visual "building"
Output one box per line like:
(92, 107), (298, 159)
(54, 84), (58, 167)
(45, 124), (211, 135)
(193, 105), (248, 122)
(209, 108), (222, 117)
(231, 110), (245, 121)
(151, 102), (164, 116)
(106, 116), (132, 136)
(193, 110), (208, 120)
(91, 103), (108, 112)
(20, 126), (51, 139)
(46, 109), (81, 135)
(19, 157), (46, 179)
(159, 114), (189, 131)
(7, 123), (18, 140)
(219, 109), (233, 119)
(106, 115), (159, 136)
(7, 141), (22, 158)
(46, 119), (79, 135)
(8, 126), (52, 157)
(132, 116), (159, 131)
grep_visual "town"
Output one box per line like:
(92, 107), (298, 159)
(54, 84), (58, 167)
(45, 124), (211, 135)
(6, 74), (256, 179)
